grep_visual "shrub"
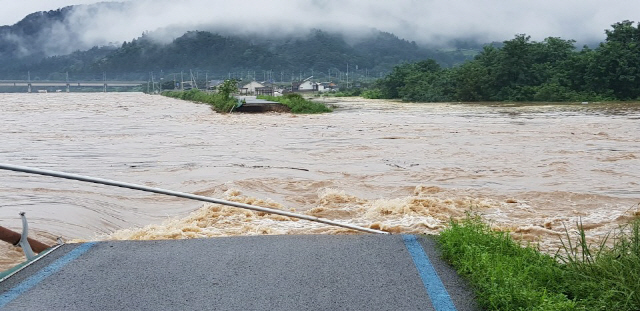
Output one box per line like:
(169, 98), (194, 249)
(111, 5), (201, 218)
(257, 94), (332, 114)
(362, 89), (383, 99)
(162, 89), (237, 113)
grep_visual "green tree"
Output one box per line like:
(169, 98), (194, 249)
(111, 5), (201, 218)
(398, 60), (449, 102)
(218, 79), (238, 100)
(592, 20), (640, 99)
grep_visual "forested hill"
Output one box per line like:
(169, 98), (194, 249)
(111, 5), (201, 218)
(0, 3), (476, 80)
(2, 29), (474, 80)
(372, 20), (640, 102)
(0, 2), (127, 74)
(0, 7), (74, 66)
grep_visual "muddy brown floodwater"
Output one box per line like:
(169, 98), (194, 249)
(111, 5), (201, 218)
(1, 93), (638, 270)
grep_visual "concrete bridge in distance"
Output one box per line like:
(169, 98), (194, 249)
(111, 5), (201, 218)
(0, 80), (146, 92)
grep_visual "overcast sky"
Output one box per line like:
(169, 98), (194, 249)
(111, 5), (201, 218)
(0, 0), (99, 25)
(1, 0), (640, 52)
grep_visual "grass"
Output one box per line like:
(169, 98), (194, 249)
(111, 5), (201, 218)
(162, 89), (237, 113)
(559, 219), (640, 310)
(437, 215), (640, 310)
(258, 93), (332, 114)
(162, 90), (331, 114)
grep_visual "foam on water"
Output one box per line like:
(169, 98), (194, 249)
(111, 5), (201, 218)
(97, 186), (639, 255)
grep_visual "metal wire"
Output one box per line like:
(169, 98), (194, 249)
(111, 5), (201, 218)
(0, 163), (389, 235)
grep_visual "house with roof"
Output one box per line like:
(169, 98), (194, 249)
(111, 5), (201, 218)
(290, 81), (302, 92)
(239, 81), (266, 95)
(318, 82), (338, 92)
(298, 80), (318, 92)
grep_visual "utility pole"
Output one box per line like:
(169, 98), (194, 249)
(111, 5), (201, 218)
(151, 72), (157, 93)
(346, 63), (349, 89)
(355, 64), (358, 85)
(190, 70), (198, 90)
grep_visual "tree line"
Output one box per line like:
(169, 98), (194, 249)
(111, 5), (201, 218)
(1, 29), (474, 81)
(372, 20), (640, 102)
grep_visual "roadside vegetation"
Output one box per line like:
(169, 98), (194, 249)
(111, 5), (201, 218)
(314, 88), (382, 100)
(438, 215), (640, 310)
(371, 20), (640, 102)
(257, 93), (332, 114)
(162, 80), (238, 113)
(162, 83), (332, 114)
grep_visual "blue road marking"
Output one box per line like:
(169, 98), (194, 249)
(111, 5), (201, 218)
(402, 235), (457, 311)
(0, 242), (97, 309)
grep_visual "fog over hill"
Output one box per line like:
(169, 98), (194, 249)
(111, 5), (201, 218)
(1, 0), (640, 80)
(2, 0), (639, 60)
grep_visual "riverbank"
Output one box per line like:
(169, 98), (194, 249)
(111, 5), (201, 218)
(161, 89), (332, 114)
(439, 216), (640, 310)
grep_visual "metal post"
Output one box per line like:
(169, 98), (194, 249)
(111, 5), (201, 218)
(0, 163), (389, 235)
(19, 212), (35, 260)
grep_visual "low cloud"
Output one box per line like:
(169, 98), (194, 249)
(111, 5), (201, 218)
(4, 0), (640, 57)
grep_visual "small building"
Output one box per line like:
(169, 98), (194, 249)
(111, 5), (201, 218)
(239, 81), (266, 95)
(181, 81), (194, 90)
(290, 81), (302, 92)
(255, 86), (274, 96)
(298, 80), (318, 92)
(318, 82), (338, 92)
(207, 80), (224, 91)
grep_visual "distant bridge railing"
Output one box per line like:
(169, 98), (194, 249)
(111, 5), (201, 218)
(0, 80), (145, 87)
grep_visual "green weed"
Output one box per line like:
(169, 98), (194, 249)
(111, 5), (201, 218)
(257, 94), (332, 114)
(438, 215), (640, 310)
(558, 218), (640, 310)
(438, 216), (574, 310)
(162, 89), (237, 113)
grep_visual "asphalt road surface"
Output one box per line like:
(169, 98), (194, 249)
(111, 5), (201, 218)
(0, 235), (478, 311)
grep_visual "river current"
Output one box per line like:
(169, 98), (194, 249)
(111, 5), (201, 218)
(1, 93), (638, 270)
